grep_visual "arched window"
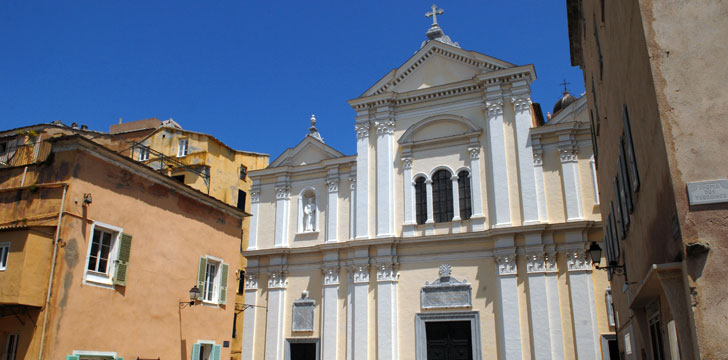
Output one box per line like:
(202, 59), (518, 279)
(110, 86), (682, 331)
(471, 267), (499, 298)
(415, 177), (427, 225)
(432, 170), (453, 223)
(458, 170), (472, 220)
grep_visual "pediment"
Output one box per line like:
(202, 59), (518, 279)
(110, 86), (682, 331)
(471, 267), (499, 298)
(399, 115), (481, 146)
(270, 136), (345, 168)
(547, 96), (588, 125)
(361, 41), (516, 97)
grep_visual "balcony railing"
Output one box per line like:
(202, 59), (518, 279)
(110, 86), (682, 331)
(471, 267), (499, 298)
(126, 141), (211, 194)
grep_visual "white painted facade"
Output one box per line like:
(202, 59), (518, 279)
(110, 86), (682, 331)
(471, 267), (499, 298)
(243, 25), (611, 360)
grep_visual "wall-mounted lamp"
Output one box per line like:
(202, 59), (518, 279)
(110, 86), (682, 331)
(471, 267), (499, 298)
(180, 285), (200, 308)
(83, 193), (93, 205)
(587, 242), (625, 275)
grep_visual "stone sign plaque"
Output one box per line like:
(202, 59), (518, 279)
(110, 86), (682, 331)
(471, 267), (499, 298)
(292, 291), (315, 332)
(421, 264), (472, 309)
(687, 179), (728, 205)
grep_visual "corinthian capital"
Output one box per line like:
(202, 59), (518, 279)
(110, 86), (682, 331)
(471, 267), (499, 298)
(468, 146), (481, 160)
(376, 263), (398, 282)
(322, 266), (340, 286)
(401, 157), (413, 170)
(350, 265), (370, 283)
(486, 100), (504, 118)
(275, 185), (291, 199)
(374, 120), (395, 136)
(268, 271), (288, 289)
(566, 249), (591, 272)
(354, 123), (370, 139)
(511, 96), (532, 113)
(326, 179), (339, 193)
(559, 147), (579, 163)
(495, 254), (517, 276)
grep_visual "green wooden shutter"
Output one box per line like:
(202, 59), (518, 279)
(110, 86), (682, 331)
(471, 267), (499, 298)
(66, 356), (80, 360)
(191, 343), (201, 359)
(212, 344), (222, 360)
(113, 233), (133, 286)
(197, 257), (207, 297)
(218, 263), (229, 304)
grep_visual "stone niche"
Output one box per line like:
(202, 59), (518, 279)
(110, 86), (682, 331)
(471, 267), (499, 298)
(420, 264), (472, 309)
(292, 290), (316, 332)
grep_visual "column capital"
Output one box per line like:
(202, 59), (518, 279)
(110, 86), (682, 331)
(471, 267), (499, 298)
(559, 146), (579, 163)
(495, 253), (517, 276)
(268, 270), (288, 289)
(326, 179), (339, 193)
(485, 99), (504, 118)
(511, 95), (532, 113)
(355, 122), (370, 139)
(245, 273), (259, 289)
(275, 185), (291, 199)
(250, 189), (261, 203)
(533, 149), (544, 166)
(425, 179), (433, 185)
(468, 146), (481, 160)
(322, 266), (340, 286)
(566, 249), (591, 272)
(401, 157), (413, 170)
(374, 119), (395, 136)
(376, 263), (399, 282)
(350, 264), (370, 283)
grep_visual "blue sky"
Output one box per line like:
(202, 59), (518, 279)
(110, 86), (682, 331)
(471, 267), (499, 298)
(0, 1), (584, 158)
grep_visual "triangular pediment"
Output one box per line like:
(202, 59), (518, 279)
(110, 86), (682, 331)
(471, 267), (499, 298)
(270, 136), (345, 168)
(547, 96), (588, 125)
(361, 41), (516, 97)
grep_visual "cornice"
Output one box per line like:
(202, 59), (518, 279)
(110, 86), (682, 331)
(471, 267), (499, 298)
(249, 155), (356, 179)
(242, 220), (601, 257)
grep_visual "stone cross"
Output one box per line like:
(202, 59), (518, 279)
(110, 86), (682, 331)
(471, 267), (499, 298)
(426, 4), (444, 26)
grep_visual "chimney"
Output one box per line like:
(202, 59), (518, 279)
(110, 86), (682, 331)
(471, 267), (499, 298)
(71, 122), (79, 129)
(81, 124), (88, 130)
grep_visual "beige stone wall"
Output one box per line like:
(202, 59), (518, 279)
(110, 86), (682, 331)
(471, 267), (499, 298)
(572, 0), (728, 358)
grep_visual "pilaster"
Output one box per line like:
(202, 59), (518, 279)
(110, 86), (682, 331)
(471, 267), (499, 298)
(525, 244), (563, 360)
(321, 265), (340, 360)
(376, 263), (399, 360)
(485, 91), (511, 227)
(565, 247), (600, 360)
(511, 93), (541, 225)
(274, 182), (291, 247)
(532, 145), (548, 222)
(241, 273), (258, 360)
(494, 245), (522, 360)
(264, 270), (287, 360)
(326, 174), (339, 243)
(559, 144), (583, 221)
(355, 122), (370, 239)
(402, 155), (416, 237)
(248, 187), (260, 250)
(468, 145), (486, 230)
(350, 263), (370, 360)
(375, 115), (396, 238)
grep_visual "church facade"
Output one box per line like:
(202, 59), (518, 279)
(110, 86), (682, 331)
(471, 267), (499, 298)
(242, 15), (613, 360)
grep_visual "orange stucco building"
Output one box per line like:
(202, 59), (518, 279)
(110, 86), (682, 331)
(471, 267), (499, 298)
(0, 135), (246, 359)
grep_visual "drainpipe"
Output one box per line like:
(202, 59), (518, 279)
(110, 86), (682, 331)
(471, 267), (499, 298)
(38, 183), (68, 360)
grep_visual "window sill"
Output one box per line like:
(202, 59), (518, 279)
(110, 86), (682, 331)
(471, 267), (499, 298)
(201, 301), (221, 308)
(84, 273), (114, 289)
(295, 231), (319, 235)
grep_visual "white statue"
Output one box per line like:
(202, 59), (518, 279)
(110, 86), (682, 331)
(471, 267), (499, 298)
(303, 197), (316, 231)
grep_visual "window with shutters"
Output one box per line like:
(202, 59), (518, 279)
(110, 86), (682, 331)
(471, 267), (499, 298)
(84, 222), (132, 288)
(192, 341), (222, 360)
(237, 190), (246, 212)
(457, 170), (472, 220)
(415, 177), (427, 225)
(0, 242), (9, 271)
(432, 170), (453, 223)
(197, 256), (229, 305)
